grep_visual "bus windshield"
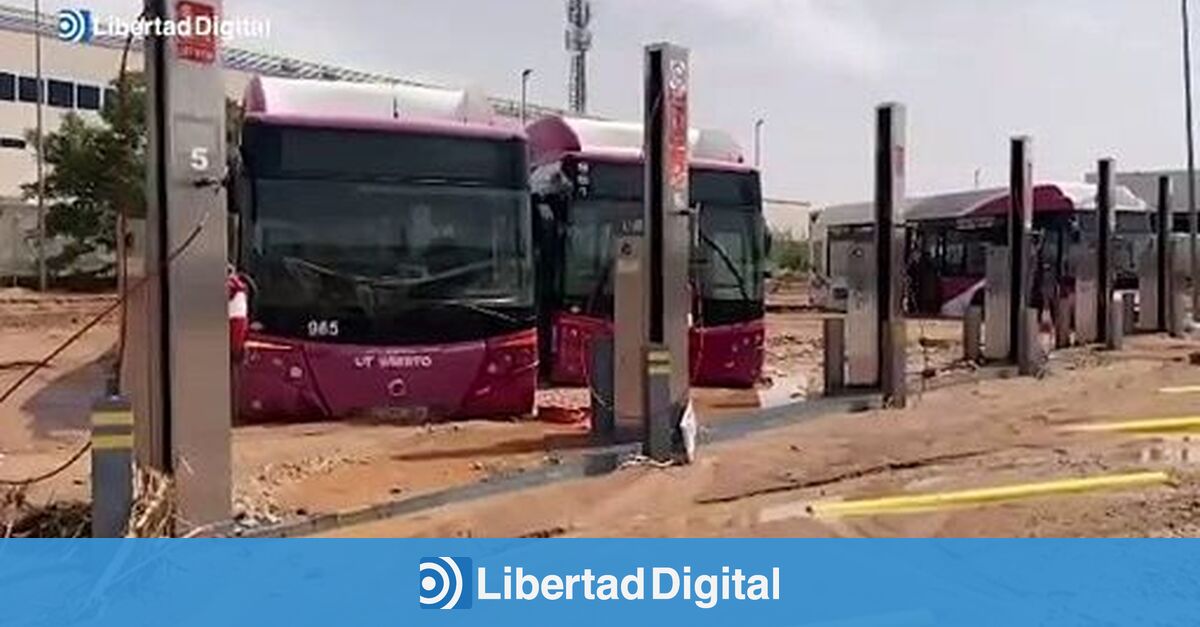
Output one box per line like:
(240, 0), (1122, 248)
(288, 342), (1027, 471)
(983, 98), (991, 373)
(561, 198), (640, 311)
(557, 161), (764, 319)
(248, 181), (531, 344)
(697, 205), (765, 303)
(240, 123), (532, 345)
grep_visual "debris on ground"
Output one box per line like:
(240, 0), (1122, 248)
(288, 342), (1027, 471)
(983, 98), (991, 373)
(127, 467), (176, 537)
(2, 487), (90, 538)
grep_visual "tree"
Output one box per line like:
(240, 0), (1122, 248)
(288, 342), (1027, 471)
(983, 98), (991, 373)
(23, 72), (241, 280)
(769, 228), (811, 275)
(21, 72), (146, 277)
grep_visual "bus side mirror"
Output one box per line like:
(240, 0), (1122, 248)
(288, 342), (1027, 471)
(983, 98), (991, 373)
(764, 231), (774, 257)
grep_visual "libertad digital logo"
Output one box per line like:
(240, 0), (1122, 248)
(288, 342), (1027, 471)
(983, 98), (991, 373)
(57, 9), (94, 43)
(419, 556), (473, 610)
(418, 557), (781, 610)
(55, 6), (270, 44)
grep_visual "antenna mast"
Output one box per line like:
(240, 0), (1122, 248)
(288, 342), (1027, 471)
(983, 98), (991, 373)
(565, 0), (592, 114)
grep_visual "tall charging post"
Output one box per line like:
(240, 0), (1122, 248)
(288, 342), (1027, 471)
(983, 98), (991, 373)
(126, 0), (232, 531)
(1009, 137), (1035, 374)
(1095, 159), (1116, 345)
(1157, 175), (1173, 333)
(875, 104), (907, 407)
(640, 43), (691, 460)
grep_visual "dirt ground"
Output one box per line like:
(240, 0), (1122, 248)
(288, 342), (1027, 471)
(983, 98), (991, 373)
(321, 338), (1200, 538)
(6, 284), (1198, 538)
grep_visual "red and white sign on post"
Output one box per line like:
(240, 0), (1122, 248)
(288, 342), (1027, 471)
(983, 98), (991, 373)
(665, 56), (689, 212)
(175, 0), (218, 64)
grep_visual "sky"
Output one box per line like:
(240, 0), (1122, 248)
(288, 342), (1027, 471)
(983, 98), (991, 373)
(55, 0), (1195, 204)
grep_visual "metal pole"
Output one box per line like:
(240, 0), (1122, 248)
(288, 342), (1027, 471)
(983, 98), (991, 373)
(34, 0), (46, 292)
(754, 118), (764, 168)
(1010, 137), (1034, 375)
(520, 68), (533, 126)
(136, 0), (232, 530)
(642, 43), (691, 461)
(1184, 0), (1198, 319)
(1096, 159), (1115, 345)
(1158, 175), (1173, 333)
(875, 103), (907, 408)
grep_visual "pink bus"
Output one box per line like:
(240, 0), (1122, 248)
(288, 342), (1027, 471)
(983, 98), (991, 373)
(230, 77), (536, 422)
(813, 182), (1150, 317)
(527, 116), (766, 389)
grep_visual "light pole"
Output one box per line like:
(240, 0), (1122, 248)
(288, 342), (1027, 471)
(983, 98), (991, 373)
(1184, 0), (1199, 319)
(34, 0), (46, 292)
(753, 118), (765, 168)
(520, 68), (533, 126)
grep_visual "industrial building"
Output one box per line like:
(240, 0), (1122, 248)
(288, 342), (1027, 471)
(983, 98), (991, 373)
(0, 3), (809, 280)
(0, 3), (561, 279)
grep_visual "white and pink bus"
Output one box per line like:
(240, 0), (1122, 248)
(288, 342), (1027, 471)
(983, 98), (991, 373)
(527, 116), (767, 388)
(814, 182), (1149, 317)
(229, 77), (536, 421)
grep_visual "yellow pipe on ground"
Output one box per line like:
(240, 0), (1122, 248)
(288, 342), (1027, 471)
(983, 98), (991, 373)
(809, 471), (1170, 518)
(1063, 416), (1200, 434)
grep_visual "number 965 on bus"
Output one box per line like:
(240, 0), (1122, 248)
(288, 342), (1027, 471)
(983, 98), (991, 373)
(307, 319), (340, 338)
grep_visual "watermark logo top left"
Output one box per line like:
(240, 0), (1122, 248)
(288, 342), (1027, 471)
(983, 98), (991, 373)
(57, 9), (94, 43)
(419, 557), (473, 610)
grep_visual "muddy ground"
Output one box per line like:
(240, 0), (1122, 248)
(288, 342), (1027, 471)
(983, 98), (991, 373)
(7, 285), (1197, 538)
(322, 339), (1200, 538)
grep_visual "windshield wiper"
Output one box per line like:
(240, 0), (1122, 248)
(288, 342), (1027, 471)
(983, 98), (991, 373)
(699, 230), (754, 304)
(585, 257), (615, 317)
(431, 300), (523, 325)
(281, 255), (495, 289)
(280, 256), (522, 323)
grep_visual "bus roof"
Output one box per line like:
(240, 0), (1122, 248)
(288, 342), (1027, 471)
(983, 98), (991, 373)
(525, 115), (751, 171)
(243, 76), (520, 138)
(815, 182), (1148, 229)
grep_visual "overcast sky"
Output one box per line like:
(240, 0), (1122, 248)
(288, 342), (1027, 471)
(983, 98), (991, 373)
(61, 0), (1194, 203)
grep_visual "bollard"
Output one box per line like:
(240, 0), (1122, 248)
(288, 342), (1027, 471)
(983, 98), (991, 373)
(964, 305), (982, 363)
(589, 335), (615, 438)
(823, 317), (846, 395)
(1107, 295), (1124, 351)
(1121, 292), (1136, 336)
(644, 345), (677, 462)
(91, 393), (133, 538)
(1054, 292), (1072, 349)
